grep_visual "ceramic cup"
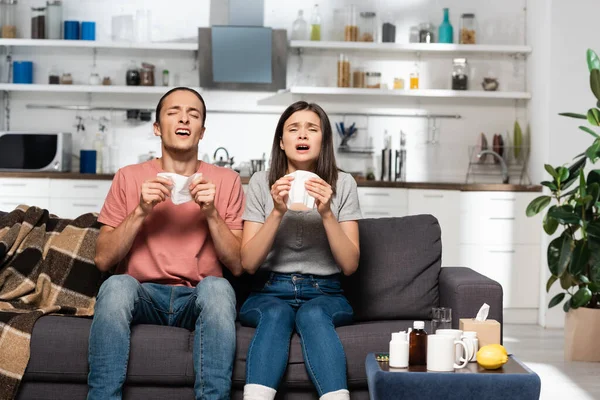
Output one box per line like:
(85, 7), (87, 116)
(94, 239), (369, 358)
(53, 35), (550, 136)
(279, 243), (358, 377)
(435, 329), (466, 363)
(427, 334), (469, 372)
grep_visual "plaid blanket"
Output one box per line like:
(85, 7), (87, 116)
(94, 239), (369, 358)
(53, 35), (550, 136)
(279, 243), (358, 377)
(0, 205), (103, 399)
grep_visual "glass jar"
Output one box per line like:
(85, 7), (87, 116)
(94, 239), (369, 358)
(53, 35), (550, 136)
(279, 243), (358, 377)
(344, 4), (358, 41)
(48, 65), (60, 84)
(60, 72), (73, 85)
(381, 13), (396, 43)
(352, 67), (365, 88)
(89, 72), (101, 85)
(140, 63), (155, 86)
(45, 1), (62, 40)
(31, 7), (46, 39)
(410, 64), (420, 89)
(359, 11), (376, 42)
(2, 0), (18, 38)
(459, 13), (477, 44)
(366, 72), (381, 89)
(393, 77), (404, 90)
(419, 22), (435, 43)
(126, 61), (140, 85)
(337, 54), (350, 87)
(409, 26), (420, 43)
(451, 58), (469, 90)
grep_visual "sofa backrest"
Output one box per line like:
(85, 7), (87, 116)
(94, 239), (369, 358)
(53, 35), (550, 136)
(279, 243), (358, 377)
(342, 215), (441, 322)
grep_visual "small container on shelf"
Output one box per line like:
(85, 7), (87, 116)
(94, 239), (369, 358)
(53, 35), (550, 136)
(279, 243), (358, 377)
(409, 26), (420, 43)
(45, 1), (62, 40)
(102, 76), (112, 86)
(393, 77), (404, 90)
(409, 64), (420, 89)
(140, 63), (155, 86)
(359, 11), (377, 42)
(60, 72), (73, 85)
(366, 72), (381, 89)
(31, 6), (46, 39)
(381, 13), (396, 43)
(418, 22), (435, 43)
(451, 58), (469, 90)
(310, 4), (321, 41)
(2, 0), (18, 38)
(344, 4), (358, 41)
(337, 54), (350, 87)
(459, 13), (477, 44)
(48, 66), (60, 84)
(352, 67), (365, 88)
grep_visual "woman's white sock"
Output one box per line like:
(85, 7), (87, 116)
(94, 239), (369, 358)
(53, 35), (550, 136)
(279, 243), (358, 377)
(319, 389), (350, 400)
(243, 383), (277, 400)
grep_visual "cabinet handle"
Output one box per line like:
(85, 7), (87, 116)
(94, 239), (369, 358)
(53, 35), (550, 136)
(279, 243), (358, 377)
(489, 217), (515, 220)
(1, 183), (27, 187)
(73, 203), (99, 208)
(364, 193), (390, 197)
(489, 250), (516, 254)
(424, 194), (444, 198)
(73, 184), (100, 189)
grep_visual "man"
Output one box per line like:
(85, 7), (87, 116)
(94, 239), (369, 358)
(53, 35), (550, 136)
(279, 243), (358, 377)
(87, 87), (244, 400)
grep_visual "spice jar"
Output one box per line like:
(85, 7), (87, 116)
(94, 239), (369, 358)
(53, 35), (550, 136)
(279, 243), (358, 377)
(344, 4), (358, 41)
(359, 11), (377, 42)
(60, 73), (73, 85)
(126, 61), (140, 86)
(31, 6), (46, 39)
(451, 58), (469, 90)
(89, 72), (101, 85)
(337, 54), (350, 87)
(352, 67), (365, 88)
(2, 0), (18, 38)
(366, 72), (381, 89)
(140, 63), (155, 86)
(393, 78), (404, 90)
(459, 13), (477, 44)
(419, 22), (435, 43)
(45, 1), (62, 40)
(102, 76), (111, 86)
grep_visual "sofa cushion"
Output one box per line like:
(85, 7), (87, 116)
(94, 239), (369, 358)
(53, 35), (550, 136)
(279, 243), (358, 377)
(25, 316), (415, 389)
(342, 215), (441, 321)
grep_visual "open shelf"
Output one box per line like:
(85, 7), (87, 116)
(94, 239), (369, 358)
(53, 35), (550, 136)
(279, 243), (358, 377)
(0, 84), (201, 94)
(0, 38), (197, 51)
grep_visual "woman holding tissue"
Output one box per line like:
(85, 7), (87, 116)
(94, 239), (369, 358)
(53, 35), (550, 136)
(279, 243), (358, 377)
(240, 101), (362, 400)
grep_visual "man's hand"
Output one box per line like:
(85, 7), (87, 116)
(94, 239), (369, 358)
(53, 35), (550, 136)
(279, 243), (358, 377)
(139, 176), (172, 215)
(190, 175), (217, 216)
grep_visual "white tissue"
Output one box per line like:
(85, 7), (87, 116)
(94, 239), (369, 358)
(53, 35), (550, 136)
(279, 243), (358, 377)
(285, 170), (320, 210)
(157, 172), (202, 205)
(475, 303), (490, 321)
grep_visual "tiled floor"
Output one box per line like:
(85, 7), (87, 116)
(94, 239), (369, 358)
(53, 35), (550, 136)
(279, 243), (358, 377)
(503, 324), (600, 400)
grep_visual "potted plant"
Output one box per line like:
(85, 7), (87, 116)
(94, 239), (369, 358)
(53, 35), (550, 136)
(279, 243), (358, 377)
(526, 48), (600, 362)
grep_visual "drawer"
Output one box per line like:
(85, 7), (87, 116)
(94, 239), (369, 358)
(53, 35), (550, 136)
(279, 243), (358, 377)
(0, 178), (50, 197)
(0, 196), (50, 211)
(362, 206), (408, 219)
(358, 188), (408, 208)
(460, 244), (541, 309)
(49, 198), (105, 219)
(49, 179), (112, 200)
(460, 208), (542, 245)
(460, 192), (534, 218)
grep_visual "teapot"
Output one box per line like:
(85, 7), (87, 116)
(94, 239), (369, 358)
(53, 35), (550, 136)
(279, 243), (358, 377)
(213, 147), (234, 168)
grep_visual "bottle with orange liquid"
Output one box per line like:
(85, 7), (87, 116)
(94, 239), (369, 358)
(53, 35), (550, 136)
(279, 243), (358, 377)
(410, 63), (420, 89)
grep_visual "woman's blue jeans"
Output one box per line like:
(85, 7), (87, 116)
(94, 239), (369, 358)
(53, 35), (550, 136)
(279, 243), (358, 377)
(239, 272), (353, 396)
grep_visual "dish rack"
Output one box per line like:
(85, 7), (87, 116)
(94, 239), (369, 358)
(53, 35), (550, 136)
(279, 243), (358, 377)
(465, 146), (531, 184)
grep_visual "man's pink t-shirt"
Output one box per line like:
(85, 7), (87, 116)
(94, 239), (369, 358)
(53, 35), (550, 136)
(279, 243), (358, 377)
(97, 159), (245, 287)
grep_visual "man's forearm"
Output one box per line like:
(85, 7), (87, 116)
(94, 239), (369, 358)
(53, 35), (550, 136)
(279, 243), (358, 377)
(206, 211), (243, 276)
(95, 206), (147, 272)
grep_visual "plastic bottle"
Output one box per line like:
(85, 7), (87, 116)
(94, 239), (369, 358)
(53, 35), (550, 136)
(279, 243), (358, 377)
(291, 9), (308, 40)
(409, 321), (427, 366)
(389, 331), (409, 368)
(438, 8), (453, 43)
(310, 4), (321, 41)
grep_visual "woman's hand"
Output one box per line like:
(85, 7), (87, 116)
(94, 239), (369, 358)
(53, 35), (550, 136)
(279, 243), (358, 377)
(271, 176), (294, 215)
(305, 178), (333, 217)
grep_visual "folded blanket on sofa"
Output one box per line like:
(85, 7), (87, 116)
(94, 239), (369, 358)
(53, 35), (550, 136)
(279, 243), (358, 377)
(0, 205), (103, 400)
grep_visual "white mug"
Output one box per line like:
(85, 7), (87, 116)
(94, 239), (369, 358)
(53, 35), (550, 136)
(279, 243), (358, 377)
(435, 329), (465, 363)
(427, 334), (469, 372)
(461, 331), (479, 362)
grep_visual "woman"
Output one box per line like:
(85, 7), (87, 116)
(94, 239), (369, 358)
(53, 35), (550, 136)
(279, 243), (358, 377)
(240, 101), (362, 400)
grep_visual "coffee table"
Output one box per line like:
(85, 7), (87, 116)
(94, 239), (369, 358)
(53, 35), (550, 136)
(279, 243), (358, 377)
(365, 352), (541, 400)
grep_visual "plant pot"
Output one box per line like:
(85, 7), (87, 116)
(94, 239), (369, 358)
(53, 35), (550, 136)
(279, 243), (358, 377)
(564, 307), (600, 361)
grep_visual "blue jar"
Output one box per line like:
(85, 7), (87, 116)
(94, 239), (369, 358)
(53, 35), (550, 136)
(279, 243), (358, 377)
(81, 21), (96, 40)
(13, 61), (33, 84)
(438, 8), (453, 44)
(64, 20), (80, 40)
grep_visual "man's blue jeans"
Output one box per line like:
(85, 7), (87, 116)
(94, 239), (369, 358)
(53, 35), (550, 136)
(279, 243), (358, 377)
(239, 272), (353, 397)
(87, 274), (236, 400)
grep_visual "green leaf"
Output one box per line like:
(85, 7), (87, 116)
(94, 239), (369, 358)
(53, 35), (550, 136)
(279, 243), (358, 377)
(548, 206), (581, 224)
(566, 157), (587, 189)
(588, 109), (600, 126)
(546, 275), (558, 292)
(544, 164), (559, 179)
(544, 208), (559, 235)
(586, 139), (600, 162)
(590, 282), (600, 293)
(559, 112), (587, 119)
(548, 292), (565, 308)
(569, 240), (590, 276)
(588, 170), (600, 186)
(579, 170), (587, 198)
(526, 195), (551, 217)
(591, 69), (600, 101)
(572, 287), (593, 308)
(563, 299), (572, 312)
(560, 272), (574, 290)
(557, 166), (570, 184)
(587, 183), (600, 209)
(548, 236), (573, 276)
(580, 126), (600, 138)
(587, 220), (600, 238)
(588, 49), (600, 72)
(578, 275), (590, 284)
(541, 181), (558, 191)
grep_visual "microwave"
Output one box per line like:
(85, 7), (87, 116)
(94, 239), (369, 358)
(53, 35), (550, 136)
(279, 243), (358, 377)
(0, 132), (72, 172)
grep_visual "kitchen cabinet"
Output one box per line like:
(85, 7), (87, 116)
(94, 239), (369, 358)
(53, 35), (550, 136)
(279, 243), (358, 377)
(0, 178), (50, 211)
(48, 180), (111, 219)
(358, 187), (408, 218)
(408, 189), (461, 267)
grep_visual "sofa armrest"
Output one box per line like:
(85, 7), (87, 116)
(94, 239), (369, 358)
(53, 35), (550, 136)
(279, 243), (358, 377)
(439, 267), (503, 337)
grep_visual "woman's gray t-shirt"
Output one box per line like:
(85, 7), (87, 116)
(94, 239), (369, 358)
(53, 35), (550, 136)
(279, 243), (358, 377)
(242, 170), (362, 276)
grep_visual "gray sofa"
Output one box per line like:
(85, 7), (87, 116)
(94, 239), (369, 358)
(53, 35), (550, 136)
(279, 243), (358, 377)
(12, 214), (503, 399)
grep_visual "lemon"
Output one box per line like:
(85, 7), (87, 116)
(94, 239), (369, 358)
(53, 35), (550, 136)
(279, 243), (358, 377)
(476, 344), (509, 370)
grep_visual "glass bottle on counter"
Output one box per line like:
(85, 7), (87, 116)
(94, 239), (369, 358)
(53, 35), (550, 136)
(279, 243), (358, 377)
(31, 6), (46, 39)
(409, 63), (420, 89)
(2, 0), (18, 38)
(409, 321), (427, 366)
(438, 8), (453, 44)
(310, 4), (321, 41)
(291, 9), (308, 40)
(359, 11), (377, 42)
(459, 13), (477, 44)
(344, 4), (358, 41)
(45, 1), (62, 40)
(337, 54), (350, 88)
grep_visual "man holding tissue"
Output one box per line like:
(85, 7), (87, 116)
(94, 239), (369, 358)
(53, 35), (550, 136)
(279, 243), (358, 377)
(88, 87), (245, 400)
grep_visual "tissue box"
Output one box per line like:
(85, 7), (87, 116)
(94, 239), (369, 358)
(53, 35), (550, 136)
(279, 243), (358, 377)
(459, 318), (501, 347)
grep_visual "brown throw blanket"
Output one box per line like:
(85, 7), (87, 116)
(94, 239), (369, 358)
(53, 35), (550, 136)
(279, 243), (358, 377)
(0, 205), (103, 399)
